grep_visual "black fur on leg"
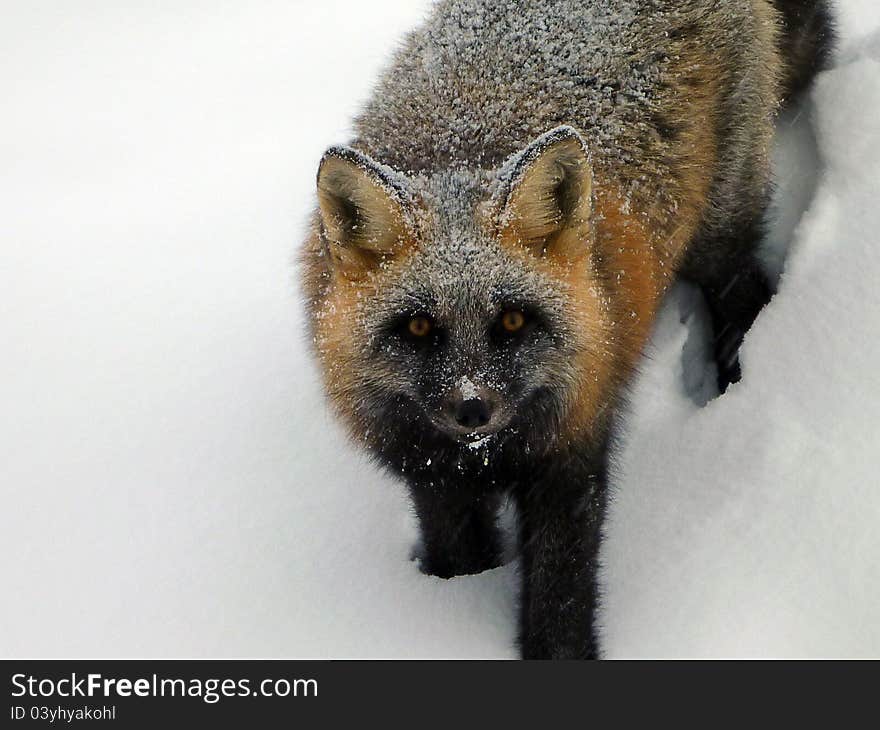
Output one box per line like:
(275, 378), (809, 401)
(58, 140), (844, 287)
(704, 260), (772, 393)
(771, 0), (837, 103)
(409, 481), (503, 579)
(515, 446), (607, 660)
(380, 394), (610, 657)
(680, 213), (773, 394)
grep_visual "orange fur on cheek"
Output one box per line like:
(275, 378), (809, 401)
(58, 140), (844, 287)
(555, 192), (670, 442)
(312, 271), (380, 433)
(559, 262), (616, 442)
(311, 252), (419, 440)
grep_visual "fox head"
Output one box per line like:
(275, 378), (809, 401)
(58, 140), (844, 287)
(310, 126), (617, 456)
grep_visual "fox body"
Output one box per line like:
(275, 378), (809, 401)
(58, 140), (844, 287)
(300, 0), (834, 658)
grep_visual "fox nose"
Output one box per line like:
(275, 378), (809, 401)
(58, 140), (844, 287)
(455, 398), (492, 429)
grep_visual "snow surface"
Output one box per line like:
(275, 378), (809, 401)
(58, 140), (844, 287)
(1, 1), (878, 658)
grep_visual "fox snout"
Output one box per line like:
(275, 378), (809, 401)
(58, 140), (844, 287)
(454, 398), (492, 429)
(437, 382), (508, 440)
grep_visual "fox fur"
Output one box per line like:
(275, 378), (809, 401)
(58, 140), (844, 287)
(300, 0), (835, 659)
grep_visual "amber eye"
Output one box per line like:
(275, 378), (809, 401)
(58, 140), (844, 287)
(500, 310), (526, 334)
(408, 316), (433, 338)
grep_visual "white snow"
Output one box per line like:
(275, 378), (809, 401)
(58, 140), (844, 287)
(1, 1), (878, 658)
(458, 376), (479, 400)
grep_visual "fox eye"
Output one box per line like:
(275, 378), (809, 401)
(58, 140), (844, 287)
(408, 315), (433, 338)
(500, 309), (526, 334)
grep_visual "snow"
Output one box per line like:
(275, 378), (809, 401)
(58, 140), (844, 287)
(458, 376), (478, 400)
(1, 1), (878, 658)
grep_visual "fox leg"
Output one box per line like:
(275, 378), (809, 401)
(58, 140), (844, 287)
(681, 214), (773, 393)
(703, 256), (772, 393)
(409, 484), (503, 579)
(515, 457), (607, 660)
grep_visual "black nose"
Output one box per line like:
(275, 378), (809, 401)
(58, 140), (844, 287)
(455, 398), (491, 429)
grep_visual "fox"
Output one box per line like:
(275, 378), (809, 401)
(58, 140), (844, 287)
(300, 0), (834, 659)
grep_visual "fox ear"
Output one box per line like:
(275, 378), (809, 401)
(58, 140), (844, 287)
(497, 126), (593, 261)
(317, 146), (415, 276)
